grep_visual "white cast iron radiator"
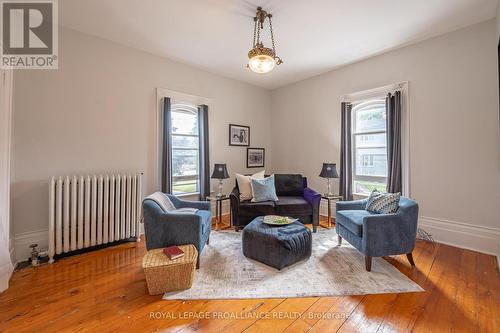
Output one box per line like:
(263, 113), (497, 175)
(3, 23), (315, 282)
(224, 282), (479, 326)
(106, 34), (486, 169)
(48, 172), (143, 263)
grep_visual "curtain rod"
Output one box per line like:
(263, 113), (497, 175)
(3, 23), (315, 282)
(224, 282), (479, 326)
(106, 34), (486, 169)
(341, 81), (408, 103)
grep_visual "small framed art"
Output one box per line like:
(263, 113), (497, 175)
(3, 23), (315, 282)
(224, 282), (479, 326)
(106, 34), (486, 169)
(247, 148), (265, 168)
(229, 124), (250, 146)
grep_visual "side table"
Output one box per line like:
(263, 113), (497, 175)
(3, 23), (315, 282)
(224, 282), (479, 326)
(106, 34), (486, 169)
(142, 244), (198, 295)
(321, 195), (342, 228)
(206, 195), (231, 230)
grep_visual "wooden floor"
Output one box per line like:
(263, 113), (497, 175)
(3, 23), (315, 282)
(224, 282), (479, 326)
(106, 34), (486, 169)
(1, 217), (498, 333)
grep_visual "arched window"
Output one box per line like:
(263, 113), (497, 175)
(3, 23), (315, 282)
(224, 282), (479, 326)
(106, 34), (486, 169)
(352, 98), (387, 194)
(171, 103), (200, 195)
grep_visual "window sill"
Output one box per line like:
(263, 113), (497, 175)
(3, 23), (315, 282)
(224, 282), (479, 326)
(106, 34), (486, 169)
(353, 193), (370, 200)
(175, 192), (200, 198)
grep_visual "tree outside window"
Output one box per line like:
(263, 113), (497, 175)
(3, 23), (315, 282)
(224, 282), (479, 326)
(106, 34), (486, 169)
(171, 103), (199, 195)
(352, 99), (387, 194)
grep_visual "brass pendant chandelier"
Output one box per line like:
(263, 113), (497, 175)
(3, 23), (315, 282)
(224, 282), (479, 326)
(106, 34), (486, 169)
(247, 7), (283, 74)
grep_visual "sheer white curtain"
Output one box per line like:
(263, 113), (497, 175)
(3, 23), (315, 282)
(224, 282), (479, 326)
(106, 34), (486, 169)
(0, 69), (14, 292)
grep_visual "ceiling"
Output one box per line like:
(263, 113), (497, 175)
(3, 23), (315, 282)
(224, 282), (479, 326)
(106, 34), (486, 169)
(59, 0), (497, 90)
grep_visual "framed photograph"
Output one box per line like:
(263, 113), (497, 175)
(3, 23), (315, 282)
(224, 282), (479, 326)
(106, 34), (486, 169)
(229, 124), (250, 146)
(247, 148), (265, 168)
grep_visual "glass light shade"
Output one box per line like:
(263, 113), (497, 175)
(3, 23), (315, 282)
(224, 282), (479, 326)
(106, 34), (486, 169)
(248, 54), (276, 73)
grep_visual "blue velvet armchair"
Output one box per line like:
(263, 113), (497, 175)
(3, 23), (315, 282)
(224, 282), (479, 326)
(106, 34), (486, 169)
(142, 194), (212, 268)
(335, 197), (419, 271)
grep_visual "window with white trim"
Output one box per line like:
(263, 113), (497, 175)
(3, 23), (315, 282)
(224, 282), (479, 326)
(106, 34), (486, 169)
(171, 102), (199, 195)
(352, 98), (388, 194)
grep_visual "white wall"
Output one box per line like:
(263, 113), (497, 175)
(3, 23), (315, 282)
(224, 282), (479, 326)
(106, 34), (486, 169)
(271, 20), (500, 256)
(11, 27), (272, 261)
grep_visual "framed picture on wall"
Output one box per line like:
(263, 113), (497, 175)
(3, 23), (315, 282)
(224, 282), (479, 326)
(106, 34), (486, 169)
(247, 148), (265, 168)
(229, 124), (250, 146)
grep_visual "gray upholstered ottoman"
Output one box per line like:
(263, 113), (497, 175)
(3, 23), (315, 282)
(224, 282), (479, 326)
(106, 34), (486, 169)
(242, 216), (312, 270)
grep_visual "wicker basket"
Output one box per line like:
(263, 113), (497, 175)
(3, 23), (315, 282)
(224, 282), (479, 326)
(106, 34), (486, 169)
(142, 245), (198, 295)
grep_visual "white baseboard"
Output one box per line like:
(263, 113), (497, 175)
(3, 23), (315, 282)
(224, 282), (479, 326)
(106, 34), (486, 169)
(13, 229), (48, 263)
(418, 216), (500, 262)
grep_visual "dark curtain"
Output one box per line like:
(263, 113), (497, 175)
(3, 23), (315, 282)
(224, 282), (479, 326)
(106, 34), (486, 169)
(386, 91), (402, 193)
(161, 97), (172, 194)
(339, 102), (353, 201)
(198, 104), (210, 200)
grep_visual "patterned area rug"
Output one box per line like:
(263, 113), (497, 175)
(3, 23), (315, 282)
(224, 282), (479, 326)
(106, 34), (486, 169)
(164, 228), (423, 300)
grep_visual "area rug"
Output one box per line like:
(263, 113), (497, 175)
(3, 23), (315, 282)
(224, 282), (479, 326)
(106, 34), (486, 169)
(164, 228), (423, 299)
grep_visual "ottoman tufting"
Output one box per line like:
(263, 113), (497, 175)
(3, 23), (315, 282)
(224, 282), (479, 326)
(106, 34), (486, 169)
(242, 216), (312, 270)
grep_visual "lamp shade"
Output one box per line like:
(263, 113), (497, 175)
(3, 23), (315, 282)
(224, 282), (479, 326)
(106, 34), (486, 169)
(211, 164), (229, 179)
(319, 163), (339, 178)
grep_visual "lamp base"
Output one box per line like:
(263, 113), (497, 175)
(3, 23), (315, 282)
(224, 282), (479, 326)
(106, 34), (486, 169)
(216, 179), (224, 198)
(324, 178), (335, 198)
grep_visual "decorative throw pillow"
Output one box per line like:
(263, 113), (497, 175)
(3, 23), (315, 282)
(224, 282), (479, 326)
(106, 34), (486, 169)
(251, 175), (279, 202)
(145, 192), (176, 212)
(235, 170), (265, 201)
(366, 190), (401, 214)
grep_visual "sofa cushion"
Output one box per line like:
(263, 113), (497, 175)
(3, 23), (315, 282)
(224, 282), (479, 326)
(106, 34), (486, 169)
(274, 174), (304, 196)
(335, 210), (377, 237)
(195, 210), (212, 234)
(240, 200), (276, 216)
(274, 196), (312, 216)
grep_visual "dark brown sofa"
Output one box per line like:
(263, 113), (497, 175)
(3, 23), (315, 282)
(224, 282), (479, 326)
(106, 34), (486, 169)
(229, 174), (321, 232)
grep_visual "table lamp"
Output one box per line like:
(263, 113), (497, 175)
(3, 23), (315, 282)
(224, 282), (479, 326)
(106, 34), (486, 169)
(211, 163), (229, 198)
(319, 163), (339, 197)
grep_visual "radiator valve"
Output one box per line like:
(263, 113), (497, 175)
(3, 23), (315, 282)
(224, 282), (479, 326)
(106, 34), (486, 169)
(29, 243), (39, 267)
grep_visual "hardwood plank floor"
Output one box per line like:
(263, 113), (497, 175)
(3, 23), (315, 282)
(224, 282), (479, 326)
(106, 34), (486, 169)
(1, 216), (498, 333)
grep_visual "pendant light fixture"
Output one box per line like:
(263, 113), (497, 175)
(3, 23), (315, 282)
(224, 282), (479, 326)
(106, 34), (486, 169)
(247, 7), (283, 74)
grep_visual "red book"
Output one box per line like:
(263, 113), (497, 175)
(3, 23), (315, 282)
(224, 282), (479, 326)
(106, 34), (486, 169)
(163, 246), (184, 260)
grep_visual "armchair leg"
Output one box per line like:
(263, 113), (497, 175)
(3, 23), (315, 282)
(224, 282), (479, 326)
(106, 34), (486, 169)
(337, 235), (342, 246)
(206, 236), (210, 245)
(365, 256), (372, 272)
(406, 252), (415, 266)
(196, 257), (200, 269)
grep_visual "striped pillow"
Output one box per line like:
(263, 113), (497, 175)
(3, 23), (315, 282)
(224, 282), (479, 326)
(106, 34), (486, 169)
(365, 190), (400, 214)
(144, 192), (176, 212)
